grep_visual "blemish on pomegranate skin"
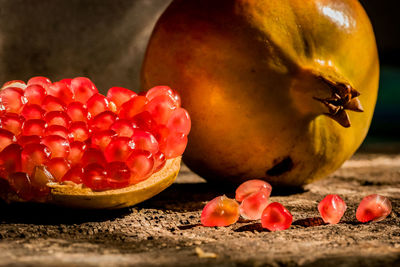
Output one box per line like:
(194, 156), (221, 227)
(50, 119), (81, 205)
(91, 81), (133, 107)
(266, 156), (294, 176)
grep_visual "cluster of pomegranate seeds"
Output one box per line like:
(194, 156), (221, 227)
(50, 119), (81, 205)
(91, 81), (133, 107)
(318, 194), (347, 224)
(0, 77), (190, 200)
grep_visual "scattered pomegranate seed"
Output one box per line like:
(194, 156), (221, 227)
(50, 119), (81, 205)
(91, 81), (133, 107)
(261, 202), (293, 231)
(24, 84), (47, 105)
(110, 120), (135, 137)
(20, 143), (51, 174)
(8, 172), (33, 200)
(201, 195), (240, 227)
(70, 77), (98, 103)
(119, 96), (148, 120)
(107, 87), (136, 110)
(235, 179), (272, 202)
(318, 194), (347, 224)
(0, 87), (26, 113)
(44, 125), (69, 139)
(67, 102), (90, 122)
(21, 104), (45, 120)
(83, 163), (109, 191)
(46, 158), (71, 182)
(356, 194), (392, 223)
(22, 119), (47, 136)
(0, 129), (17, 151)
(106, 161), (131, 189)
(239, 188), (271, 220)
(104, 137), (135, 162)
(0, 113), (24, 135)
(69, 121), (90, 141)
(68, 141), (87, 165)
(131, 129), (159, 154)
(62, 165), (84, 184)
(81, 147), (107, 167)
(90, 130), (117, 151)
(41, 95), (66, 112)
(126, 150), (154, 184)
(87, 93), (111, 116)
(41, 135), (70, 158)
(90, 111), (117, 132)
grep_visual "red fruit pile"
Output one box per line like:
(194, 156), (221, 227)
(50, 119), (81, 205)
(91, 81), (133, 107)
(0, 77), (190, 200)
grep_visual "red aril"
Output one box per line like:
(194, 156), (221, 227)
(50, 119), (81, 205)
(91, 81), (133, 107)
(81, 147), (107, 167)
(356, 194), (392, 223)
(27, 76), (51, 90)
(68, 141), (87, 165)
(0, 144), (22, 176)
(146, 86), (181, 107)
(235, 179), (272, 202)
(153, 151), (166, 172)
(45, 111), (71, 128)
(104, 137), (135, 162)
(30, 165), (54, 198)
(44, 125), (69, 139)
(145, 95), (177, 125)
(239, 188), (270, 220)
(90, 130), (117, 151)
(132, 111), (157, 133)
(107, 87), (136, 110)
(90, 111), (117, 132)
(41, 135), (70, 158)
(106, 161), (131, 189)
(126, 150), (154, 184)
(21, 143), (51, 174)
(21, 104), (45, 120)
(2, 80), (26, 90)
(0, 129), (17, 151)
(261, 202), (292, 231)
(87, 93), (111, 116)
(70, 77), (98, 103)
(0, 113), (24, 135)
(24, 85), (47, 105)
(46, 158), (71, 182)
(166, 108), (191, 135)
(83, 163), (109, 191)
(18, 135), (41, 146)
(59, 78), (72, 87)
(131, 129), (159, 154)
(21, 119), (47, 136)
(69, 121), (90, 141)
(119, 96), (148, 120)
(67, 102), (90, 122)
(41, 95), (66, 112)
(318, 194), (347, 224)
(48, 82), (74, 104)
(62, 165), (84, 184)
(201, 195), (239, 227)
(158, 132), (188, 159)
(110, 120), (135, 137)
(8, 172), (33, 200)
(0, 87), (26, 113)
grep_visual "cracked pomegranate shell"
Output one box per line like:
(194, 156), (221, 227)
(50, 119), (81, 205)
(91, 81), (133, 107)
(0, 77), (190, 209)
(142, 0), (379, 187)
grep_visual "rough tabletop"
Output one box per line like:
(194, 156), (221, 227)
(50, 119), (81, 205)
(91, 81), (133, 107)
(0, 149), (399, 267)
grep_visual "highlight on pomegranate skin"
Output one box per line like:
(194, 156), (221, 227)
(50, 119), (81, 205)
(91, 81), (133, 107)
(318, 194), (347, 224)
(0, 77), (191, 200)
(201, 195), (240, 227)
(356, 194), (392, 223)
(235, 179), (272, 202)
(261, 202), (293, 231)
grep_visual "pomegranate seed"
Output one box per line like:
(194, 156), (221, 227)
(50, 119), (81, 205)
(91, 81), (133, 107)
(41, 135), (70, 158)
(59, 78), (72, 87)
(8, 172), (33, 200)
(356, 194), (392, 223)
(104, 137), (135, 162)
(30, 165), (54, 198)
(68, 141), (87, 165)
(21, 143), (51, 174)
(201, 195), (240, 227)
(107, 87), (137, 110)
(119, 96), (148, 120)
(153, 151), (166, 172)
(24, 84), (47, 105)
(44, 125), (69, 139)
(21, 119), (47, 136)
(132, 111), (157, 133)
(0, 113), (24, 135)
(167, 108), (191, 135)
(81, 147), (107, 167)
(239, 188), (270, 220)
(110, 120), (135, 137)
(62, 165), (84, 184)
(2, 80), (26, 90)
(90, 111), (117, 132)
(0, 129), (17, 151)
(18, 135), (41, 146)
(90, 130), (117, 151)
(235, 180), (272, 202)
(145, 95), (177, 125)
(158, 131), (188, 159)
(87, 93), (110, 117)
(126, 150), (154, 184)
(41, 95), (66, 112)
(44, 111), (71, 128)
(21, 104), (45, 120)
(46, 158), (71, 182)
(69, 121), (90, 141)
(131, 129), (159, 154)
(70, 77), (98, 103)
(0, 87), (26, 113)
(261, 202), (293, 231)
(146, 86), (181, 107)
(318, 194), (347, 224)
(83, 163), (109, 191)
(0, 144), (22, 175)
(47, 82), (74, 104)
(106, 161), (131, 189)
(67, 102), (90, 122)
(27, 76), (51, 90)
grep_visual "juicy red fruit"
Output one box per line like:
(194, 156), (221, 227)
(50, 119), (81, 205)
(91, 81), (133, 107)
(318, 194), (347, 224)
(235, 179), (272, 202)
(201, 195), (240, 227)
(261, 202), (293, 231)
(0, 76), (190, 198)
(356, 194), (392, 223)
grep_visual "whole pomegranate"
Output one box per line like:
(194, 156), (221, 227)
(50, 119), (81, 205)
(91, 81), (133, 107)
(141, 0), (379, 187)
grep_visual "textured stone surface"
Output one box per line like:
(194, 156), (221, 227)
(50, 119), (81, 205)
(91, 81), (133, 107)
(0, 150), (399, 266)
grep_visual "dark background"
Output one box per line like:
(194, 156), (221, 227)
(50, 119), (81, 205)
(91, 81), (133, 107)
(0, 0), (398, 143)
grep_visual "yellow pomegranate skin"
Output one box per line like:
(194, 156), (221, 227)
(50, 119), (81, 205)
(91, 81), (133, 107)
(141, 0), (379, 187)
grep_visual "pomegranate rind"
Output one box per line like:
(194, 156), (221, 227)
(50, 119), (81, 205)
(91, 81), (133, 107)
(1, 157), (180, 209)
